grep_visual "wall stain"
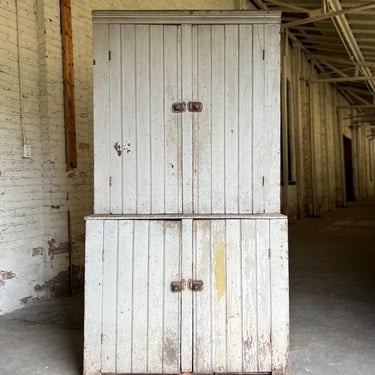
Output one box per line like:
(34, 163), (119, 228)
(213, 241), (226, 300)
(48, 239), (69, 260)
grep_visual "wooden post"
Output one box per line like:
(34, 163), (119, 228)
(61, 0), (77, 169)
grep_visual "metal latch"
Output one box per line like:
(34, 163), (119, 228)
(188, 279), (204, 291)
(188, 101), (203, 112)
(172, 102), (186, 113)
(171, 280), (186, 292)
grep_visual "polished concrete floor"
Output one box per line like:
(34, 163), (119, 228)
(0, 200), (374, 374)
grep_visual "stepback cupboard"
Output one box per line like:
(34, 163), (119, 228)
(85, 10), (289, 375)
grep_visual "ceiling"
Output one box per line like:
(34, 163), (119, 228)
(248, 0), (375, 128)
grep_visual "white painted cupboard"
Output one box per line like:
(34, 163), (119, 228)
(93, 11), (281, 215)
(85, 11), (289, 375)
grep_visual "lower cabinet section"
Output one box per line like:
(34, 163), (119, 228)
(84, 216), (289, 375)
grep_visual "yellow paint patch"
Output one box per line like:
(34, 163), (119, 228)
(213, 241), (225, 300)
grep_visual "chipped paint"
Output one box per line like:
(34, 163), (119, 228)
(0, 270), (16, 286)
(32, 247), (45, 256)
(213, 241), (225, 300)
(48, 239), (69, 259)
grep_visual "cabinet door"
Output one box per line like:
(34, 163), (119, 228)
(190, 24), (280, 214)
(84, 219), (184, 374)
(191, 218), (290, 374)
(94, 24), (183, 214)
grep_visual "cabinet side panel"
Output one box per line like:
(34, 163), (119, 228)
(264, 24), (281, 213)
(84, 219), (104, 375)
(93, 24), (110, 214)
(252, 25), (266, 213)
(270, 218), (289, 374)
(256, 219), (272, 371)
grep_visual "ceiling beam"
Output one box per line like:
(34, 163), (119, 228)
(327, 0), (375, 92)
(262, 0), (311, 13)
(337, 104), (375, 109)
(282, 3), (375, 29)
(309, 76), (375, 83)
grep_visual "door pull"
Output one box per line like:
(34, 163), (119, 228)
(188, 279), (204, 292)
(188, 101), (203, 112)
(171, 280), (186, 292)
(172, 102), (186, 113)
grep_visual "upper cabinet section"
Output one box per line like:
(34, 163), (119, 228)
(93, 12), (281, 215)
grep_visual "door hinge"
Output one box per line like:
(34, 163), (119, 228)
(263, 49), (265, 60)
(108, 50), (111, 61)
(102, 249), (105, 262)
(268, 248), (271, 260)
(109, 176), (112, 187)
(262, 176), (265, 186)
(93, 59), (96, 65)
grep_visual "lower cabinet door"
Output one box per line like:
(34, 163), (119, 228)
(84, 216), (289, 375)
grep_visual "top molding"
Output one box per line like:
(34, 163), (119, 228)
(92, 10), (281, 25)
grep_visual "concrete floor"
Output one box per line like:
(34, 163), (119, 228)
(0, 201), (374, 375)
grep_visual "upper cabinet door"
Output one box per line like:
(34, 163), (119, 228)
(190, 24), (281, 214)
(93, 18), (280, 215)
(94, 24), (183, 214)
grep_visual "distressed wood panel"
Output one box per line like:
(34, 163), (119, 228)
(253, 25), (266, 213)
(270, 219), (290, 374)
(264, 24), (281, 213)
(93, 24), (110, 213)
(101, 221), (118, 373)
(83, 220), (103, 375)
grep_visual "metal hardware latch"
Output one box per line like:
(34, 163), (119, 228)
(171, 280), (186, 292)
(188, 101), (203, 112)
(188, 279), (204, 291)
(172, 102), (186, 113)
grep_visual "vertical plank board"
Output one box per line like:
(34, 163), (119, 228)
(148, 221), (165, 372)
(101, 220), (118, 373)
(211, 26), (225, 213)
(270, 218), (289, 374)
(225, 219), (243, 371)
(164, 26), (182, 213)
(132, 220), (149, 372)
(238, 25), (253, 213)
(109, 24), (122, 214)
(181, 219), (193, 372)
(196, 26), (212, 213)
(122, 25), (137, 213)
(192, 25), (199, 214)
(210, 219), (227, 372)
(193, 220), (212, 373)
(256, 219), (272, 372)
(93, 24), (110, 213)
(136, 26), (151, 214)
(163, 221), (182, 373)
(182, 25), (193, 213)
(116, 220), (134, 373)
(84, 219), (103, 375)
(264, 24), (281, 213)
(252, 25), (265, 213)
(241, 220), (258, 372)
(224, 26), (239, 213)
(150, 26), (165, 214)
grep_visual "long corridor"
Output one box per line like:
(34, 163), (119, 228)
(290, 200), (375, 374)
(0, 201), (374, 374)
